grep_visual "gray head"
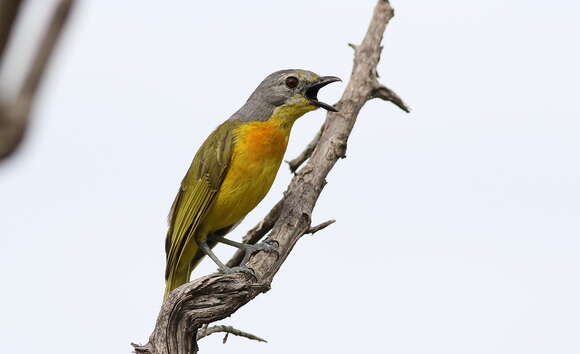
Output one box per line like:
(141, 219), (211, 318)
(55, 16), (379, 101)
(229, 69), (341, 122)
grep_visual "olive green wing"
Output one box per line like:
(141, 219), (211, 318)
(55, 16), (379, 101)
(164, 123), (235, 281)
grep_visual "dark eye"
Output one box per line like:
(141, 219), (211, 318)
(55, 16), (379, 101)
(285, 76), (299, 89)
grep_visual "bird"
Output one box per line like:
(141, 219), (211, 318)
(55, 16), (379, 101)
(164, 69), (340, 297)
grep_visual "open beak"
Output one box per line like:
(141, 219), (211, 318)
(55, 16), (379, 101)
(305, 76), (341, 112)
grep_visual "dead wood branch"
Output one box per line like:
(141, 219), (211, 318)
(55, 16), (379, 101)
(196, 325), (267, 343)
(371, 84), (410, 113)
(133, 1), (408, 353)
(305, 219), (336, 235)
(133, 324), (267, 351)
(286, 122), (325, 173)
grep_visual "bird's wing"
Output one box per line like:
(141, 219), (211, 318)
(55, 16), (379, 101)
(164, 123), (235, 280)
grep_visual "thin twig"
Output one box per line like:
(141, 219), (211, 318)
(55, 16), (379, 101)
(0, 0), (24, 62)
(371, 84), (410, 113)
(16, 0), (74, 110)
(305, 219), (336, 235)
(196, 325), (267, 343)
(286, 122), (325, 173)
(197, 324), (209, 339)
(0, 0), (75, 161)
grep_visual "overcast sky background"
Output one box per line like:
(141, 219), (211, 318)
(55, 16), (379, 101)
(1, 1), (579, 353)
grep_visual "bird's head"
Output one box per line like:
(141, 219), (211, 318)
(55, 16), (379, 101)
(257, 69), (341, 113)
(232, 69), (341, 123)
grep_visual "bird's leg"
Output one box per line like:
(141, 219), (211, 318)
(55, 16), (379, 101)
(198, 241), (256, 277)
(198, 241), (228, 270)
(214, 236), (278, 264)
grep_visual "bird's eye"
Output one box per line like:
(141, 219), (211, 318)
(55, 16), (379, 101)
(285, 76), (299, 89)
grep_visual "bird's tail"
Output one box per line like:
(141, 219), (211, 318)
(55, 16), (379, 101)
(164, 240), (216, 298)
(164, 265), (191, 298)
(164, 239), (199, 298)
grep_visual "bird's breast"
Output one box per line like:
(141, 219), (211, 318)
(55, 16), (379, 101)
(202, 120), (292, 232)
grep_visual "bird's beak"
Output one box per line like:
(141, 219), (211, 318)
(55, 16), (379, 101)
(305, 76), (341, 112)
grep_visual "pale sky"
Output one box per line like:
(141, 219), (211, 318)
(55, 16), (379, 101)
(1, 1), (579, 353)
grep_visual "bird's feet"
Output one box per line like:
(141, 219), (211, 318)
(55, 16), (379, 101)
(219, 265), (257, 279)
(240, 239), (279, 265)
(245, 240), (278, 254)
(214, 236), (279, 265)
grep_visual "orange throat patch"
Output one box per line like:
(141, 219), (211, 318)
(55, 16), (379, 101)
(237, 120), (291, 162)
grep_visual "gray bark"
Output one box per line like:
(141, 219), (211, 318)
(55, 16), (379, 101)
(133, 1), (408, 353)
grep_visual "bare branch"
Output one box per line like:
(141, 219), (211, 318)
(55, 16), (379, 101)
(286, 122), (324, 173)
(0, 0), (75, 161)
(196, 325), (267, 343)
(305, 219), (336, 235)
(134, 1), (408, 353)
(371, 84), (410, 113)
(133, 323), (268, 350)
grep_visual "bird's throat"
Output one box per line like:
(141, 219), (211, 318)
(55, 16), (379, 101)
(271, 97), (318, 124)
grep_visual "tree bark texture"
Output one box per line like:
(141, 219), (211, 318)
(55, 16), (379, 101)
(133, 1), (408, 353)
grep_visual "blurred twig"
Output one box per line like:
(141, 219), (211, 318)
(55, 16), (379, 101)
(0, 0), (75, 161)
(0, 0), (24, 60)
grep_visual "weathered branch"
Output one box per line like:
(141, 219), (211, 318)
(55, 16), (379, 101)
(133, 325), (266, 353)
(286, 122), (324, 173)
(371, 84), (410, 113)
(196, 325), (267, 343)
(134, 1), (407, 353)
(305, 219), (336, 235)
(0, 0), (75, 161)
(288, 21), (410, 173)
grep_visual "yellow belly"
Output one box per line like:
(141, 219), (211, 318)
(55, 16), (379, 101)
(201, 119), (291, 234)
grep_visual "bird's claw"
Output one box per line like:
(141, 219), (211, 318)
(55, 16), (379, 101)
(241, 239), (279, 265)
(220, 265), (256, 279)
(248, 241), (277, 254)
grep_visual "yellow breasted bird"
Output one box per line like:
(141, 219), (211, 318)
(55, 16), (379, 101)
(164, 69), (340, 297)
